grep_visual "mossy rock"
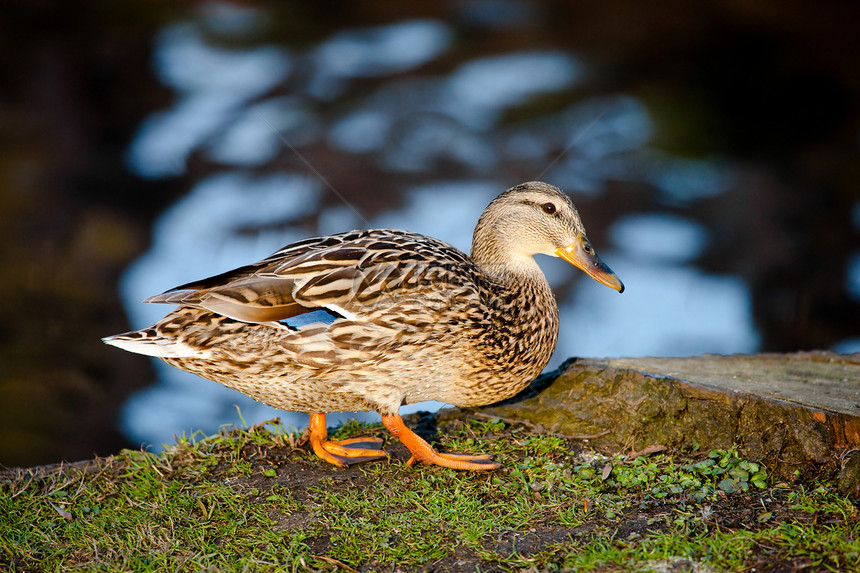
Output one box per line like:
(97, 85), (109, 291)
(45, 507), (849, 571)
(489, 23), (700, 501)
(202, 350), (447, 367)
(473, 352), (860, 489)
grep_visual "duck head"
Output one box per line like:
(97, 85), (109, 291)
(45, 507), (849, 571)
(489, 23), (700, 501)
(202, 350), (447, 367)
(471, 181), (624, 293)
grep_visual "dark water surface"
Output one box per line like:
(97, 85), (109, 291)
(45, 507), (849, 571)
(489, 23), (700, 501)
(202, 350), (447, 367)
(2, 1), (858, 465)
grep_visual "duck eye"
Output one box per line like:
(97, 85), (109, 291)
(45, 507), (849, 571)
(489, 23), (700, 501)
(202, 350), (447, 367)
(542, 202), (556, 214)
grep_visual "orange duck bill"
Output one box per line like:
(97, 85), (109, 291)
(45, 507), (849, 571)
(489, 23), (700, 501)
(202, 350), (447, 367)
(556, 234), (625, 293)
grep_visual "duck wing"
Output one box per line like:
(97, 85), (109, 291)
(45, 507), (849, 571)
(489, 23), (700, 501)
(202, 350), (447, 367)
(144, 230), (481, 326)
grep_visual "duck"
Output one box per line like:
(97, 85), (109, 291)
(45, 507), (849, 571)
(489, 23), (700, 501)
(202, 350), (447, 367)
(104, 181), (624, 470)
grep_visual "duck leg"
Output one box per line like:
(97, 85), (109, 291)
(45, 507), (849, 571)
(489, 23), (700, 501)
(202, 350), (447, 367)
(307, 413), (387, 467)
(381, 413), (500, 471)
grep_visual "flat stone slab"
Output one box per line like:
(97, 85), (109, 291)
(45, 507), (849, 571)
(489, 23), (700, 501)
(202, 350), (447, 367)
(611, 353), (860, 417)
(474, 351), (860, 481)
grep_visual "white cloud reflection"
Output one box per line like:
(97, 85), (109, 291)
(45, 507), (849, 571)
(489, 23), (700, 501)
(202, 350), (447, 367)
(127, 23), (291, 177)
(446, 52), (582, 129)
(308, 20), (453, 98)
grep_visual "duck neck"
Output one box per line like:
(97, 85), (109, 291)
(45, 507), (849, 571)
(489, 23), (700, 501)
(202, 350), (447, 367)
(470, 240), (560, 392)
(471, 229), (546, 283)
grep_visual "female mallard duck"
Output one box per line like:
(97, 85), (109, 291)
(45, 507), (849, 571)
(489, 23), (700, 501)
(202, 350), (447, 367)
(105, 181), (623, 470)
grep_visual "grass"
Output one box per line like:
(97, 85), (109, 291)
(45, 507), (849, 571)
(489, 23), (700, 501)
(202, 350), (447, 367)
(2, 415), (858, 572)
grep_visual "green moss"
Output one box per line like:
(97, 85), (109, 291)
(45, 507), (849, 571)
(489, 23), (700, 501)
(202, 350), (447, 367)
(1, 416), (857, 572)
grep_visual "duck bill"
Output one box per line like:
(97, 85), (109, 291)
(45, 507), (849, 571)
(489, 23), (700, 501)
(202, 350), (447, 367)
(556, 236), (625, 293)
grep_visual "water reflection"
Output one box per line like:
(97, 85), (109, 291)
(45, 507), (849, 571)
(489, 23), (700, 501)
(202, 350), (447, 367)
(310, 20), (452, 97)
(612, 214), (708, 263)
(114, 3), (855, 450)
(541, 97), (654, 193)
(128, 22), (292, 177)
(446, 52), (581, 128)
(851, 204), (860, 309)
(646, 154), (735, 204)
(120, 173), (321, 329)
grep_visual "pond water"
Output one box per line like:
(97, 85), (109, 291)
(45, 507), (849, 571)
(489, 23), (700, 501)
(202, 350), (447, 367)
(111, 2), (858, 449)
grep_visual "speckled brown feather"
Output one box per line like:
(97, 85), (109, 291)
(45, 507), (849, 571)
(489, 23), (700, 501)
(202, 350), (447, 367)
(104, 182), (613, 418)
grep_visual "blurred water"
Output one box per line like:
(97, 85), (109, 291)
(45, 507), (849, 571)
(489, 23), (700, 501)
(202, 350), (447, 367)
(836, 203), (860, 352)
(114, 3), (855, 449)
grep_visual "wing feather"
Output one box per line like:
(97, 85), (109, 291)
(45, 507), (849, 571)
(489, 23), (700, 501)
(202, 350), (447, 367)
(143, 229), (485, 326)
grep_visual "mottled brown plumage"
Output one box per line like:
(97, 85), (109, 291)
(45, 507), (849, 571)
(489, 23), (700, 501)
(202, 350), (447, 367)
(104, 181), (623, 470)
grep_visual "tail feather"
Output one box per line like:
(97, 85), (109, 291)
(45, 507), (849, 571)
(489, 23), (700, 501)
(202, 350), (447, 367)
(102, 329), (208, 359)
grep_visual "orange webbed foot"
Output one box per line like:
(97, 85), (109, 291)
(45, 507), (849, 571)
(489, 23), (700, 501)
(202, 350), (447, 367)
(382, 413), (500, 471)
(308, 413), (388, 467)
